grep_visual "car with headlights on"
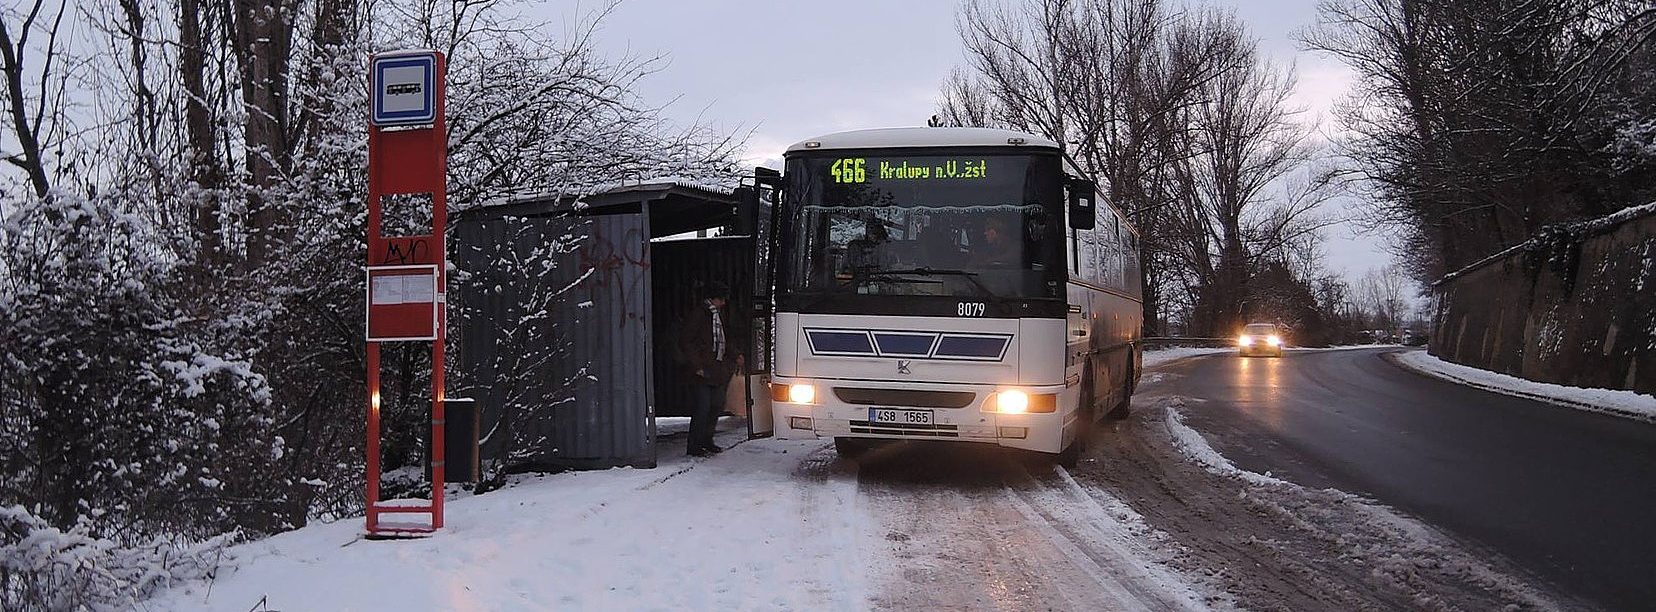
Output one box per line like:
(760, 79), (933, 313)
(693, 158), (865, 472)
(1238, 323), (1285, 357)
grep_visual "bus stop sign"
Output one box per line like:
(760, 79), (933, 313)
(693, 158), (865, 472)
(371, 51), (438, 127)
(364, 49), (447, 538)
(366, 264), (439, 342)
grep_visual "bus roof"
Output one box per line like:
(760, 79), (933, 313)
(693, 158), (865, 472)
(785, 127), (1061, 154)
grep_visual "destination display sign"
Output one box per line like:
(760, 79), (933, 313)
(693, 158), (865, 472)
(829, 157), (990, 183)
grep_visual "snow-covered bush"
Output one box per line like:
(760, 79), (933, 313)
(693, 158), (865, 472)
(0, 505), (235, 611)
(0, 188), (288, 535)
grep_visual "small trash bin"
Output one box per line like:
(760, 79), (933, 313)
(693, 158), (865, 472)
(428, 398), (480, 483)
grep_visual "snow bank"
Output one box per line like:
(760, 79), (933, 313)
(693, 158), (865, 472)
(1288, 343), (1402, 352)
(1142, 347), (1230, 368)
(145, 438), (874, 612)
(655, 416), (693, 437)
(1163, 404), (1287, 487)
(1, 506), (233, 611)
(1393, 350), (1656, 423)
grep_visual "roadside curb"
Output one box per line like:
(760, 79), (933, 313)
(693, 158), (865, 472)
(1383, 351), (1656, 425)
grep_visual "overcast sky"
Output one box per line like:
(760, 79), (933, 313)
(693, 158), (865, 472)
(527, 0), (1385, 279)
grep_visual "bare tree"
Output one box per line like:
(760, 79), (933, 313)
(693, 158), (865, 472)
(1356, 264), (1407, 334)
(942, 0), (1238, 333)
(229, 0), (301, 268)
(180, 0), (227, 263)
(943, 1), (1332, 335)
(1302, 0), (1656, 283)
(0, 0), (70, 204)
(1179, 22), (1332, 332)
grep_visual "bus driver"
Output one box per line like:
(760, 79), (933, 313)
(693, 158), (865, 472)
(976, 216), (1019, 267)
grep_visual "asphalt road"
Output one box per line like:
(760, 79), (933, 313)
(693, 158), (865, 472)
(1167, 347), (1656, 611)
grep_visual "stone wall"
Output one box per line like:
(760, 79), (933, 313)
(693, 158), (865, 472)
(1431, 204), (1656, 395)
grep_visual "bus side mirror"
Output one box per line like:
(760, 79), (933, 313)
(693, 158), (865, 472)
(1069, 179), (1097, 231)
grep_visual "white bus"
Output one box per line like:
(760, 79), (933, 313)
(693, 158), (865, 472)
(766, 127), (1143, 465)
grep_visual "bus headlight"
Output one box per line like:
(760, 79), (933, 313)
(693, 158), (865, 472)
(990, 390), (1058, 414)
(1238, 335), (1254, 346)
(995, 390), (1029, 414)
(787, 384), (816, 405)
(1266, 335), (1282, 347)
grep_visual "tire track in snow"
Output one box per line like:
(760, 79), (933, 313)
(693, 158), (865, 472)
(850, 443), (1215, 611)
(1006, 466), (1217, 611)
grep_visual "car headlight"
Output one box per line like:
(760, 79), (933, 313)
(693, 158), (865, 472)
(1267, 335), (1282, 346)
(995, 389), (1030, 414)
(1238, 335), (1254, 346)
(787, 383), (816, 404)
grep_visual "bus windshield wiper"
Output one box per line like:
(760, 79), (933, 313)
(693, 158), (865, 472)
(863, 267), (998, 298)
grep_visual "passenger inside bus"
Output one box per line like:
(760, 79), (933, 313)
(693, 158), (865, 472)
(974, 216), (1020, 268)
(844, 217), (891, 271)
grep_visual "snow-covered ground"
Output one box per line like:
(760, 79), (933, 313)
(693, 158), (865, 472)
(654, 415), (694, 437)
(1393, 350), (1656, 423)
(148, 429), (877, 612)
(147, 415), (1220, 611)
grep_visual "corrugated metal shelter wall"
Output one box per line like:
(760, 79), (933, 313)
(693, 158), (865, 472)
(452, 214), (559, 471)
(453, 211), (656, 470)
(560, 212), (656, 466)
(650, 237), (755, 417)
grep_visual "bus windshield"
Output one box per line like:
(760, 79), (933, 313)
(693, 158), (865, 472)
(781, 152), (1065, 300)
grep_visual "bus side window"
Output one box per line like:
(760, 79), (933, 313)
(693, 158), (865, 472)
(1124, 230), (1141, 293)
(1094, 198), (1108, 287)
(1096, 207), (1122, 290)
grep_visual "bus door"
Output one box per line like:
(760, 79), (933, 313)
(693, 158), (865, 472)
(741, 169), (782, 438)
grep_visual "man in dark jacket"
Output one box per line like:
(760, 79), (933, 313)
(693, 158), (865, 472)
(976, 216), (1020, 267)
(678, 282), (741, 456)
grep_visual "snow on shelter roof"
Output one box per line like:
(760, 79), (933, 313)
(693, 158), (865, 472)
(457, 179), (740, 238)
(785, 127), (1061, 153)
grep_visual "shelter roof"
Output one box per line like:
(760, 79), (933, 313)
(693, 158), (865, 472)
(459, 180), (739, 238)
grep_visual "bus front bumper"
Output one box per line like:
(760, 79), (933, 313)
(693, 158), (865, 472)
(770, 379), (1077, 455)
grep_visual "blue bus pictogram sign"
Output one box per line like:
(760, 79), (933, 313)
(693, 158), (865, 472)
(371, 51), (438, 127)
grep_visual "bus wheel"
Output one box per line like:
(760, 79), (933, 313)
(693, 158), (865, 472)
(1056, 439), (1082, 469)
(1080, 365), (1099, 422)
(1106, 396), (1132, 420)
(1106, 363), (1134, 420)
(834, 437), (872, 459)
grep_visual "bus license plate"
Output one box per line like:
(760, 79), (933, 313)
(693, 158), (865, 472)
(868, 408), (933, 426)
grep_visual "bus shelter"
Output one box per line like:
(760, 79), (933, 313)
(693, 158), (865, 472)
(451, 181), (770, 471)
